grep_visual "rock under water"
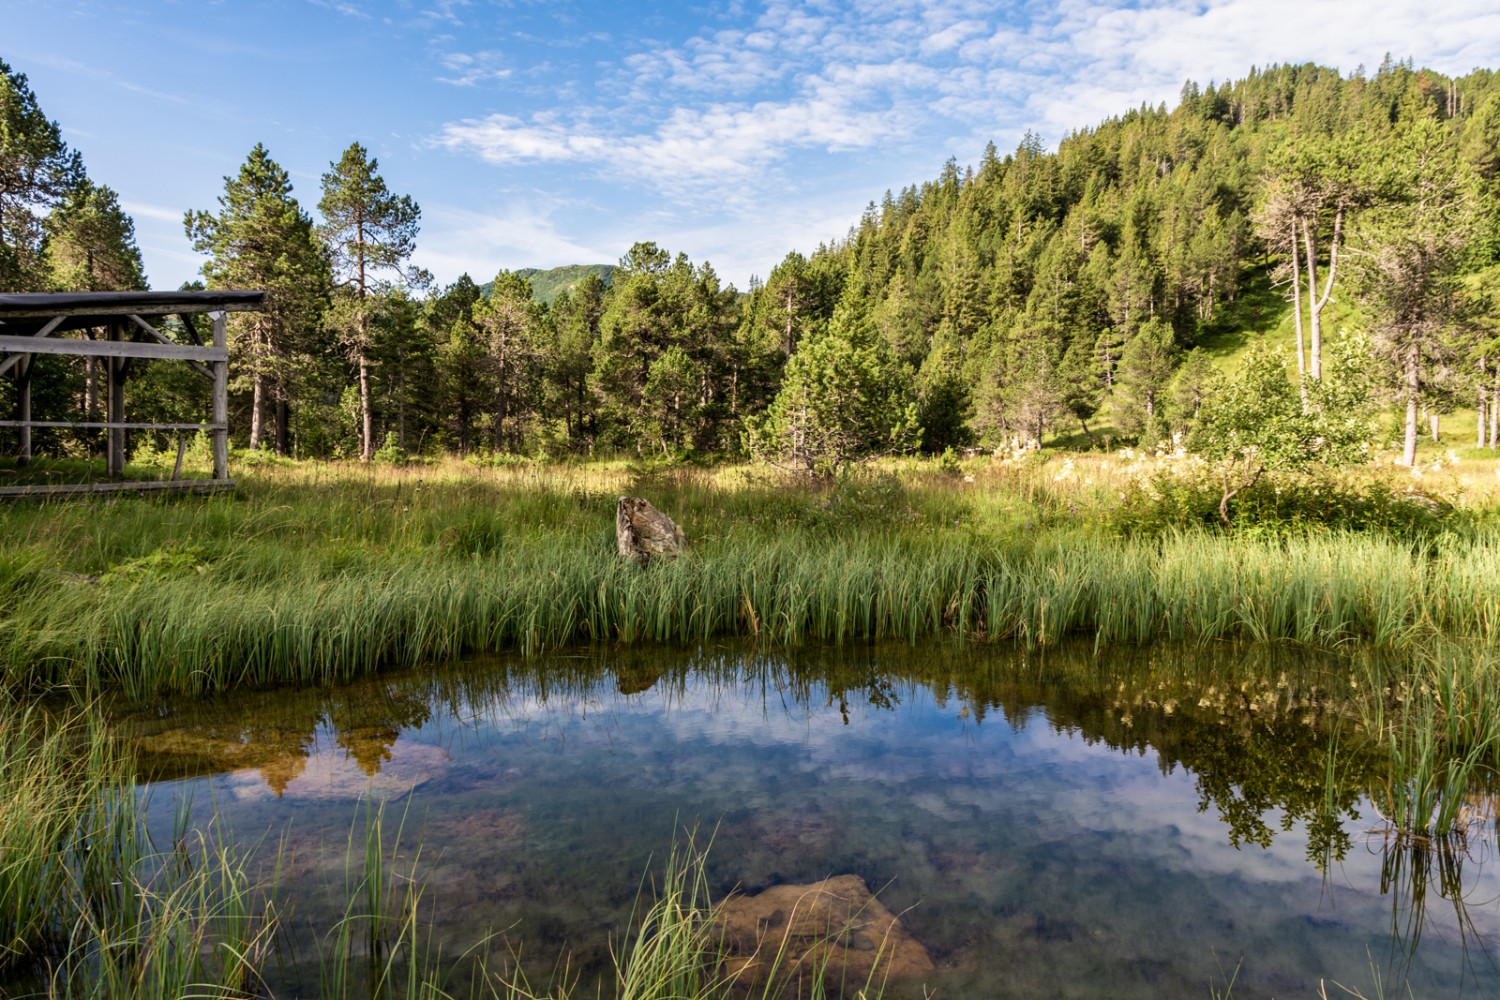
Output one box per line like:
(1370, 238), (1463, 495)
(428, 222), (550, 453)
(714, 874), (935, 995)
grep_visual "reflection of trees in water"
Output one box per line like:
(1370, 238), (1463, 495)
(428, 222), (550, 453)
(121, 680), (431, 793)
(121, 640), (1385, 851)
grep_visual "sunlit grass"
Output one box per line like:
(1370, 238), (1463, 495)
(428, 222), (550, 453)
(3, 458), (1499, 700)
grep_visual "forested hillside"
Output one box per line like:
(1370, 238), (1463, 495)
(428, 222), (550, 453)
(505, 265), (614, 306)
(3, 56), (1499, 468)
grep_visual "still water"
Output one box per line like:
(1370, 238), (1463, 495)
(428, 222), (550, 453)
(123, 642), (1500, 998)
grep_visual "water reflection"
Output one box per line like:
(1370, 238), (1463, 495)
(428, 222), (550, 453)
(115, 641), (1500, 999)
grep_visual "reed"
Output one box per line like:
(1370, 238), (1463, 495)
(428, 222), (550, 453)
(3, 461), (1498, 700)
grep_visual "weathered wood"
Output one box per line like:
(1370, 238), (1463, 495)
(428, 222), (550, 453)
(0, 315), (65, 376)
(0, 290), (264, 320)
(211, 312), (229, 480)
(127, 314), (214, 380)
(0, 478), (235, 498)
(17, 356), (31, 467)
(0, 421), (224, 430)
(171, 436), (187, 480)
(0, 335), (227, 363)
(107, 328), (125, 477)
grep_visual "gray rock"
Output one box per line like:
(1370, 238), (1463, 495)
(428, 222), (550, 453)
(616, 496), (686, 564)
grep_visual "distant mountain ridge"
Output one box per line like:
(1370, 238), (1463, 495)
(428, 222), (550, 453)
(481, 264), (614, 305)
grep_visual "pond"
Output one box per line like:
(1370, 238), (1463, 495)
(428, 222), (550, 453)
(118, 641), (1500, 999)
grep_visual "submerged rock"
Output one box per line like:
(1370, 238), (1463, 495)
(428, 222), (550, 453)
(615, 496), (686, 564)
(714, 874), (934, 995)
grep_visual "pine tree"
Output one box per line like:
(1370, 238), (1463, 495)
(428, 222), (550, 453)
(745, 304), (919, 476)
(318, 142), (423, 460)
(1345, 115), (1477, 465)
(45, 180), (146, 291)
(0, 59), (83, 291)
(186, 144), (330, 453)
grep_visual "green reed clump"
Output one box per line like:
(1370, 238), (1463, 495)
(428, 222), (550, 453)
(1355, 642), (1500, 842)
(3, 464), (1500, 700)
(0, 700), (123, 964)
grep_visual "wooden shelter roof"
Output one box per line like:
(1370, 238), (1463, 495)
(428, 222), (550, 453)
(0, 291), (264, 334)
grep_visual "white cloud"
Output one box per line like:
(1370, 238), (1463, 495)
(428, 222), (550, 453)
(120, 200), (187, 225)
(436, 50), (513, 86)
(413, 200), (618, 283)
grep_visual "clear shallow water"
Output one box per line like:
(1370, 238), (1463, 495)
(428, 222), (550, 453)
(124, 643), (1500, 998)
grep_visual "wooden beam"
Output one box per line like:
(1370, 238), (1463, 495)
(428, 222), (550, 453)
(107, 327), (125, 477)
(0, 315), (66, 376)
(211, 312), (229, 480)
(179, 313), (205, 346)
(0, 478), (236, 498)
(0, 335), (227, 363)
(0, 302), (261, 321)
(0, 421), (225, 430)
(17, 357), (31, 467)
(127, 314), (214, 379)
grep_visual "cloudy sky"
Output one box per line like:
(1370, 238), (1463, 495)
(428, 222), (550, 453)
(7, 0), (1500, 293)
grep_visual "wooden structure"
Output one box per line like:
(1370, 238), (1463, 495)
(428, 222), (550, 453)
(0, 290), (264, 496)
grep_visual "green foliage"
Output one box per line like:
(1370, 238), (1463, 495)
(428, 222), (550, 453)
(185, 143), (332, 455)
(1187, 334), (1376, 521)
(0, 58), (83, 291)
(373, 430), (409, 465)
(745, 308), (920, 476)
(1108, 468), (1456, 537)
(44, 179), (146, 292)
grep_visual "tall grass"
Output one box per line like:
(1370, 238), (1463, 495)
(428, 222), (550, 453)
(3, 462), (1499, 700)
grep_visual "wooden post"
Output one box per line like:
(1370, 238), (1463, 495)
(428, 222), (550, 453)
(16, 356), (31, 467)
(107, 325), (126, 477)
(211, 311), (229, 480)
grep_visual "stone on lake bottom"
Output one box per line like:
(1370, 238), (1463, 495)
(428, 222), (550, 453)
(713, 874), (934, 995)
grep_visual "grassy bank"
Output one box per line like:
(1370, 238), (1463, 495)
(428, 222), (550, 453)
(3, 456), (1499, 700)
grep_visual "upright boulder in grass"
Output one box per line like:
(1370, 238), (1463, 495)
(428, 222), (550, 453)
(615, 497), (686, 564)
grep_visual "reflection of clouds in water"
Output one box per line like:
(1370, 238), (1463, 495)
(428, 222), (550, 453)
(442, 671), (1500, 950)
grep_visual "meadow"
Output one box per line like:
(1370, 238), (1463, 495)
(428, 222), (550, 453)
(2, 447), (1498, 701)
(5, 448), (1500, 998)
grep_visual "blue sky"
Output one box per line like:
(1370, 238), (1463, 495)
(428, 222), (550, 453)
(7, 0), (1500, 293)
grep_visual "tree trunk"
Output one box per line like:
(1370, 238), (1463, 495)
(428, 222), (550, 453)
(1480, 358), (1488, 450)
(1303, 207), (1342, 385)
(249, 374), (265, 451)
(1402, 341), (1419, 467)
(275, 397), (290, 456)
(358, 353), (374, 461)
(1290, 221), (1307, 410)
(1491, 375), (1499, 449)
(1431, 411), (1440, 444)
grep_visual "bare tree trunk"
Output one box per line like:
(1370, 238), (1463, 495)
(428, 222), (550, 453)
(1491, 375), (1499, 449)
(1431, 411), (1440, 443)
(358, 355), (374, 460)
(1480, 358), (1488, 450)
(249, 374), (265, 451)
(1290, 222), (1307, 410)
(1303, 208), (1342, 384)
(1402, 341), (1419, 467)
